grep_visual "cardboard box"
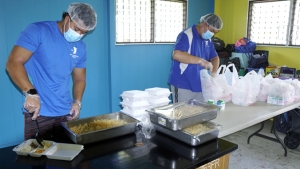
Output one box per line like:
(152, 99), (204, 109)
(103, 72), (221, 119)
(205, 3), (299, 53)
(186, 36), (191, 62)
(266, 66), (281, 77)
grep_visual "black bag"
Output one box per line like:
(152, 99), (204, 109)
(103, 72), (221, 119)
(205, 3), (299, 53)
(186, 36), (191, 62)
(212, 37), (225, 52)
(275, 109), (300, 134)
(218, 51), (230, 67)
(225, 44), (235, 56)
(248, 50), (269, 68)
(275, 112), (290, 133)
(219, 56), (230, 66)
(227, 57), (241, 71)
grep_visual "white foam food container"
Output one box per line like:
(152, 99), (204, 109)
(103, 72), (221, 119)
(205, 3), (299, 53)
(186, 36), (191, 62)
(148, 97), (171, 108)
(120, 100), (150, 111)
(145, 87), (171, 99)
(122, 111), (149, 121)
(13, 139), (55, 157)
(45, 143), (84, 161)
(121, 90), (150, 102)
(121, 107), (148, 116)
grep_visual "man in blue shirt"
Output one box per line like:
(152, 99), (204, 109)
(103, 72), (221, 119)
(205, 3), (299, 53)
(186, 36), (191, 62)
(6, 3), (97, 140)
(168, 13), (223, 103)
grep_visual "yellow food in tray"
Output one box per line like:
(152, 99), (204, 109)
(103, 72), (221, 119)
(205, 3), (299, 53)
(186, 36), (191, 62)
(183, 123), (211, 135)
(34, 149), (45, 154)
(70, 119), (128, 134)
(42, 141), (51, 149)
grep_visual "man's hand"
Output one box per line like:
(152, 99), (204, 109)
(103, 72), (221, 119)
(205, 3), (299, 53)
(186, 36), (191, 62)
(68, 100), (81, 121)
(199, 59), (213, 72)
(24, 95), (41, 120)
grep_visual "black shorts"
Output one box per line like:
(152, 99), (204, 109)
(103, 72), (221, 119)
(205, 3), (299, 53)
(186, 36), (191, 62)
(24, 113), (69, 142)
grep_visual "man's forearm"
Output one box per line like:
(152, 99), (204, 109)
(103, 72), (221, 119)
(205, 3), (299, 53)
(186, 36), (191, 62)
(72, 80), (86, 102)
(6, 61), (34, 92)
(210, 56), (220, 73)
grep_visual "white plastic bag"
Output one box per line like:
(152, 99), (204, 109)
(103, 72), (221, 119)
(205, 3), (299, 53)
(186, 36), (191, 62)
(257, 74), (273, 102)
(291, 79), (300, 100)
(232, 70), (261, 106)
(200, 69), (223, 103)
(214, 65), (231, 102)
(264, 73), (274, 84)
(267, 82), (295, 105)
(224, 63), (239, 86)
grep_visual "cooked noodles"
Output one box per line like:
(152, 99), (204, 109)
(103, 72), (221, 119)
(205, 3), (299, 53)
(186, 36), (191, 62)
(155, 104), (208, 120)
(70, 119), (128, 134)
(183, 123), (211, 135)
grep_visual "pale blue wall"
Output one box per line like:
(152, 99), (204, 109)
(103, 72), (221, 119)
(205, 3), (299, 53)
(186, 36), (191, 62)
(0, 0), (214, 148)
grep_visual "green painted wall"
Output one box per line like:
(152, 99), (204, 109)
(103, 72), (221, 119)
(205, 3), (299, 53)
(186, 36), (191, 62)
(215, 0), (300, 70)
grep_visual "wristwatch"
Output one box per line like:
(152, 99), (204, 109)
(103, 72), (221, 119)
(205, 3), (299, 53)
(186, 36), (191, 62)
(26, 89), (38, 95)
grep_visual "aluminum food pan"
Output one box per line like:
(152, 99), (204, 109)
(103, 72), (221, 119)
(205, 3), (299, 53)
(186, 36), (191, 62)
(152, 121), (221, 146)
(146, 100), (220, 131)
(151, 132), (218, 161)
(61, 112), (139, 145)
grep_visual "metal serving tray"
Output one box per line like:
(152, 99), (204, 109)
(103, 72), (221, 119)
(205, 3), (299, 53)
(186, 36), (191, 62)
(61, 112), (139, 145)
(152, 121), (221, 146)
(151, 132), (218, 161)
(147, 100), (219, 131)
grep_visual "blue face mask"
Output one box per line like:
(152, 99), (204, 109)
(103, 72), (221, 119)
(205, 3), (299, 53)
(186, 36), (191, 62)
(64, 19), (84, 42)
(202, 29), (214, 40)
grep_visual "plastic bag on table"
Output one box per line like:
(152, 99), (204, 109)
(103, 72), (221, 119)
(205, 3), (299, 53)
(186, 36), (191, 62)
(232, 70), (261, 106)
(257, 74), (273, 102)
(267, 82), (296, 105)
(291, 79), (300, 100)
(214, 65), (231, 102)
(200, 69), (223, 103)
(264, 73), (274, 84)
(137, 114), (156, 139)
(224, 63), (239, 86)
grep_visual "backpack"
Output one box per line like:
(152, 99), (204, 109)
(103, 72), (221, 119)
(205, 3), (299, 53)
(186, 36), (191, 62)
(248, 50), (269, 68)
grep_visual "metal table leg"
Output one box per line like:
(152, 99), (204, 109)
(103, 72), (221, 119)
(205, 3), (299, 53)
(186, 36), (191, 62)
(247, 119), (287, 157)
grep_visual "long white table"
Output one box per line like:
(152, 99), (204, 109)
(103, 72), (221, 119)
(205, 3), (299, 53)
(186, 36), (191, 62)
(211, 100), (300, 138)
(211, 100), (300, 156)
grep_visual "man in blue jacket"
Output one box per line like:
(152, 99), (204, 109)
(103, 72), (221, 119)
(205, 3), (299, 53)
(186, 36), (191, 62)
(168, 13), (223, 103)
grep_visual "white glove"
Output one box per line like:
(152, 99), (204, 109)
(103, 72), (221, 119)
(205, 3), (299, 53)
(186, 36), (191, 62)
(24, 94), (41, 120)
(199, 59), (213, 72)
(68, 100), (81, 121)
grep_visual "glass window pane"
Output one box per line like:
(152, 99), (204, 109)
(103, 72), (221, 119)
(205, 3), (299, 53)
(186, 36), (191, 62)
(115, 0), (187, 43)
(291, 0), (300, 45)
(155, 0), (186, 42)
(249, 1), (290, 45)
(116, 0), (152, 43)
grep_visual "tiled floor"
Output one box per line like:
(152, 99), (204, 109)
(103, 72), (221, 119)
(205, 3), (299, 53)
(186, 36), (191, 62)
(222, 119), (300, 169)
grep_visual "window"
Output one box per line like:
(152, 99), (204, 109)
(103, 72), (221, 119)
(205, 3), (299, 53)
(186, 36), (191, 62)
(115, 0), (187, 44)
(247, 0), (300, 46)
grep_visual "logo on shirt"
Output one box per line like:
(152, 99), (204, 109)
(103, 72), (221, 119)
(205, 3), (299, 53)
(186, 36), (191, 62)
(205, 41), (209, 46)
(70, 47), (79, 58)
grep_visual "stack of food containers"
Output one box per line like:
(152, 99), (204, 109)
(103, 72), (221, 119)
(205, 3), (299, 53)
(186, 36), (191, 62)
(145, 87), (171, 108)
(120, 90), (151, 120)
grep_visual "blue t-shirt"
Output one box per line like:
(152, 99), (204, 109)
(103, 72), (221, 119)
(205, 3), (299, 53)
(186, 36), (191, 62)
(168, 25), (217, 92)
(16, 21), (87, 117)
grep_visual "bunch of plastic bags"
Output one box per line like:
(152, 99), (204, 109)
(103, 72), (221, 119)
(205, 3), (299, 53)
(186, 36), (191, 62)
(231, 70), (260, 106)
(200, 65), (231, 103)
(200, 63), (300, 106)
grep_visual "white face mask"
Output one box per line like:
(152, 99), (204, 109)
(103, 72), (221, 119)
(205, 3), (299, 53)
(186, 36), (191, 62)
(64, 19), (84, 42)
